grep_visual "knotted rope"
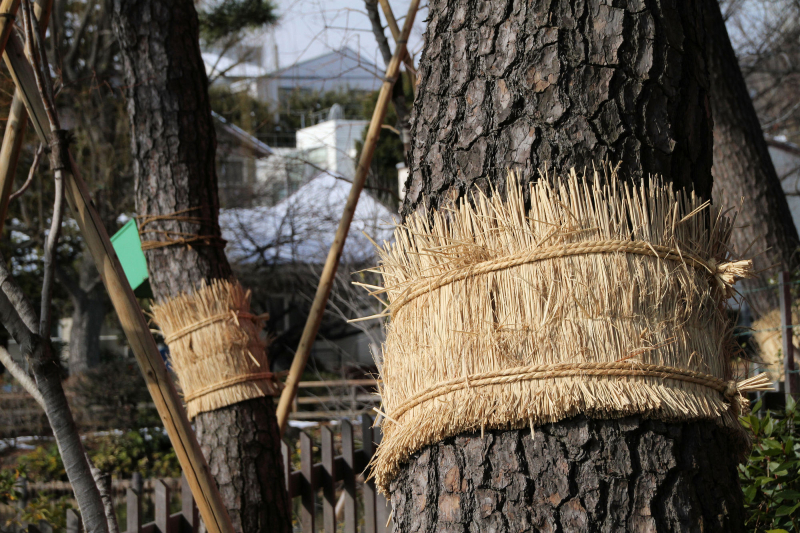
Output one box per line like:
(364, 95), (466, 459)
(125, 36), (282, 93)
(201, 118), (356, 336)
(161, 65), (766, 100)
(137, 207), (227, 251)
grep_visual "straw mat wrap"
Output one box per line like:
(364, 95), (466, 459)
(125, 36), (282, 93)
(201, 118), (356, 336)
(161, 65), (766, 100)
(363, 168), (770, 492)
(151, 279), (282, 419)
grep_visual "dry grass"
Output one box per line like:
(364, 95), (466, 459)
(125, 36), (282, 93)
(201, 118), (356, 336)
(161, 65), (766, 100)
(151, 279), (281, 419)
(365, 167), (758, 492)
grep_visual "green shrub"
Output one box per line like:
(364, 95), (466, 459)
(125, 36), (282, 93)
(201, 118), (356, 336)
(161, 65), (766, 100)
(89, 430), (180, 479)
(740, 397), (800, 532)
(16, 494), (72, 532)
(16, 444), (66, 482)
(0, 467), (21, 505)
(11, 429), (180, 483)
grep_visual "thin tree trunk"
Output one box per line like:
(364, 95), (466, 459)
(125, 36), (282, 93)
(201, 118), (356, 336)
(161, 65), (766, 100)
(706, 0), (800, 316)
(64, 255), (107, 376)
(111, 2), (290, 532)
(0, 265), (109, 533)
(67, 291), (105, 375)
(393, 0), (744, 531)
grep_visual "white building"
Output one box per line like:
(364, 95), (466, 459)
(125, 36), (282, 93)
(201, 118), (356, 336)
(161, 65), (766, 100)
(257, 47), (381, 104)
(254, 106), (369, 205)
(295, 112), (369, 180)
(203, 47), (381, 115)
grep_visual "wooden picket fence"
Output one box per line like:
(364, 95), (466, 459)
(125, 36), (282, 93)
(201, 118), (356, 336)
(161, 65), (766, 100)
(282, 414), (391, 533)
(58, 414), (390, 533)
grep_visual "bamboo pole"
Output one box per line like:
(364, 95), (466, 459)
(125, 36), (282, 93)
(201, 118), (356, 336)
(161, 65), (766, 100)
(0, 23), (235, 533)
(0, 1), (21, 54)
(0, 104), (28, 234)
(377, 0), (417, 91)
(2, 34), (49, 144)
(275, 0), (421, 435)
(0, 0), (52, 236)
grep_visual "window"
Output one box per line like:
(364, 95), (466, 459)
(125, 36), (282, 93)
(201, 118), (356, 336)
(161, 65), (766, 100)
(219, 159), (245, 187)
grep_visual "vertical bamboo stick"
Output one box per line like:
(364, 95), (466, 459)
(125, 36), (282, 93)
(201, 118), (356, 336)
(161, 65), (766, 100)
(0, 20), (235, 533)
(0, 1), (21, 53)
(0, 0), (50, 236)
(275, 0), (421, 435)
(0, 0), (25, 235)
(0, 104), (28, 234)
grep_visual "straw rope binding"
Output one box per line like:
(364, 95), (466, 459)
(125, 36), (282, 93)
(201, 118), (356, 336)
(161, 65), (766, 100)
(137, 207), (227, 251)
(363, 167), (765, 493)
(151, 279), (281, 419)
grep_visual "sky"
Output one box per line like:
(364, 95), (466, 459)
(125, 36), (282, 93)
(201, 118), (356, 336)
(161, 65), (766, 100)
(255, 0), (765, 73)
(254, 0), (429, 72)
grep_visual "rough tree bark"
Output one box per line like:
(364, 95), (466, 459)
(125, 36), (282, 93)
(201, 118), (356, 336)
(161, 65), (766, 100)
(401, 0), (714, 220)
(706, 1), (799, 316)
(393, 1), (745, 531)
(111, 2), (290, 532)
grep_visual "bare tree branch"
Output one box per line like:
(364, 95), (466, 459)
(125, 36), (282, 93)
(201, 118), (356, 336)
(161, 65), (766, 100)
(0, 345), (44, 408)
(365, 0), (392, 65)
(10, 143), (44, 201)
(39, 162), (64, 336)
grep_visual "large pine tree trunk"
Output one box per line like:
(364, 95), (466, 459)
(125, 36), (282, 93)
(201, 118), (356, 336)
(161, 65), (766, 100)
(394, 0), (745, 531)
(111, 2), (290, 532)
(705, 1), (800, 317)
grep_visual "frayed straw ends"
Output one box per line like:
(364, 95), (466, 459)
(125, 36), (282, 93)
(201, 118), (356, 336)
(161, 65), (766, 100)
(151, 279), (282, 419)
(366, 168), (761, 493)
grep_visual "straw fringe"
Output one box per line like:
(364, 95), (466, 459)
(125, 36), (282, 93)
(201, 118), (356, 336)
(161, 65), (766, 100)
(151, 279), (282, 419)
(366, 167), (765, 493)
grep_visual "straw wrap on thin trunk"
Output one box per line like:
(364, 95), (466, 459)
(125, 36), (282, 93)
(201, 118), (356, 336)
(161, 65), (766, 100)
(151, 279), (282, 420)
(112, 1), (292, 530)
(368, 169), (760, 492)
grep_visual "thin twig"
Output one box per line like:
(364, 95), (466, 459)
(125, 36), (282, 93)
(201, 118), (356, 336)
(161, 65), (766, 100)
(39, 166), (64, 336)
(10, 143), (44, 201)
(22, 0), (59, 131)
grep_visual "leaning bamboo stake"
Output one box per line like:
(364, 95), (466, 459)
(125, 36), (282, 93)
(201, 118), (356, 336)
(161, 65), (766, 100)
(0, 0), (52, 236)
(275, 0), (421, 435)
(0, 101), (28, 234)
(377, 0), (416, 91)
(62, 159), (234, 533)
(0, 1), (21, 54)
(1, 23), (235, 533)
